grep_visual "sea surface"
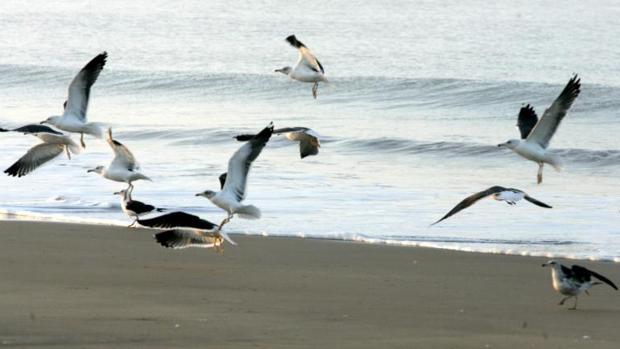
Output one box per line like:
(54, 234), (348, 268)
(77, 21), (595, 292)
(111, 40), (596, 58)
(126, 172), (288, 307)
(1, 0), (619, 260)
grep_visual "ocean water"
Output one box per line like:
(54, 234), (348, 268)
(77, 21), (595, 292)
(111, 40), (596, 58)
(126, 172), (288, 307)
(1, 0), (619, 260)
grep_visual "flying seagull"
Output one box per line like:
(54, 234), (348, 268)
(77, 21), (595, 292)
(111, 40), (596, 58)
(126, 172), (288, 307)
(41, 52), (107, 148)
(138, 211), (236, 250)
(2, 125), (81, 177)
(114, 189), (164, 227)
(542, 260), (617, 310)
(275, 35), (328, 99)
(431, 186), (551, 225)
(235, 127), (320, 159)
(498, 75), (581, 184)
(88, 128), (151, 195)
(196, 123), (273, 219)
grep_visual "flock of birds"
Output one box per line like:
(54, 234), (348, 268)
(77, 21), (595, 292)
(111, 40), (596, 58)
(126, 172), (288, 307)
(0, 35), (616, 310)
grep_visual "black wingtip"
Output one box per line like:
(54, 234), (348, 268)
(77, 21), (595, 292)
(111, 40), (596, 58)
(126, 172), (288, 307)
(234, 134), (254, 142)
(285, 35), (305, 48)
(0, 127), (8, 132)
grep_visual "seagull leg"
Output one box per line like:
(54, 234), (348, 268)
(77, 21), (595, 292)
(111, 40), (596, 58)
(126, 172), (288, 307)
(537, 163), (544, 184)
(569, 296), (578, 310)
(80, 133), (86, 148)
(128, 218), (137, 228)
(213, 215), (233, 254)
(558, 296), (570, 306)
(65, 146), (71, 160)
(312, 82), (318, 99)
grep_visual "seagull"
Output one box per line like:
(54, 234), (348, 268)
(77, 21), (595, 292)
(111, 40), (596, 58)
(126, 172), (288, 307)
(235, 127), (320, 159)
(2, 124), (81, 177)
(498, 75), (581, 184)
(88, 128), (151, 195)
(542, 260), (617, 310)
(138, 211), (236, 250)
(114, 189), (164, 227)
(196, 123), (273, 219)
(275, 35), (328, 99)
(431, 186), (551, 225)
(41, 52), (107, 148)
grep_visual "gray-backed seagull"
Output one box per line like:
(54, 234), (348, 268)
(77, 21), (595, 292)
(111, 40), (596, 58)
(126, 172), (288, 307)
(498, 75), (581, 184)
(431, 186), (551, 225)
(88, 128), (151, 195)
(41, 52), (107, 148)
(2, 124), (80, 177)
(542, 260), (617, 310)
(114, 189), (164, 227)
(196, 122), (273, 220)
(275, 35), (328, 99)
(235, 126), (320, 159)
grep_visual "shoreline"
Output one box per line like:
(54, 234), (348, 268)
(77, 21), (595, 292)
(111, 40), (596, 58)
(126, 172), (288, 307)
(1, 220), (619, 348)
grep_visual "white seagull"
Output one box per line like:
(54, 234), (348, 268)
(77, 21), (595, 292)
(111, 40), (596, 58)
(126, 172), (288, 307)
(196, 123), (273, 219)
(275, 35), (328, 99)
(138, 211), (236, 250)
(431, 186), (551, 225)
(88, 129), (151, 194)
(542, 260), (617, 310)
(2, 124), (81, 177)
(235, 126), (321, 159)
(41, 52), (107, 148)
(498, 75), (581, 184)
(114, 189), (164, 227)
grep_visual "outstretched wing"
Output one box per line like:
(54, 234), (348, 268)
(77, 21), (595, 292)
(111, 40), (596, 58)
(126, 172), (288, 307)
(432, 186), (506, 225)
(286, 35), (324, 74)
(154, 229), (220, 249)
(63, 52), (107, 121)
(138, 211), (218, 230)
(571, 265), (618, 290)
(526, 75), (581, 148)
(517, 104), (538, 139)
(4, 143), (64, 177)
(222, 123), (273, 202)
(12, 124), (64, 135)
(523, 195), (552, 208)
(106, 129), (138, 170)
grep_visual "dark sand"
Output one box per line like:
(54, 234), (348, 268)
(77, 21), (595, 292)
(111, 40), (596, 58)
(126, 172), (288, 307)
(0, 221), (618, 348)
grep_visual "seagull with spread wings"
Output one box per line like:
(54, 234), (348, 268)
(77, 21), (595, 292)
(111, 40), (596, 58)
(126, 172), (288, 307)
(235, 126), (320, 159)
(196, 123), (273, 220)
(498, 75), (581, 184)
(87, 129), (151, 194)
(114, 189), (164, 227)
(2, 124), (81, 177)
(431, 186), (551, 225)
(542, 260), (617, 310)
(41, 52), (107, 148)
(275, 35), (328, 99)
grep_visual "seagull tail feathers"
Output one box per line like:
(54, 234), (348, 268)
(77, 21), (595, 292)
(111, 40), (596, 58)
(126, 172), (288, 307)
(218, 231), (238, 246)
(68, 142), (82, 155)
(235, 205), (261, 219)
(85, 123), (105, 138)
(546, 154), (562, 172)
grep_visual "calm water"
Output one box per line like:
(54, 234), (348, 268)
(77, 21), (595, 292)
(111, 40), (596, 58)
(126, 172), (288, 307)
(1, 0), (619, 260)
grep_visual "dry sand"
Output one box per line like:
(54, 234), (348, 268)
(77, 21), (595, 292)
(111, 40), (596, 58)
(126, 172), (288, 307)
(0, 220), (618, 348)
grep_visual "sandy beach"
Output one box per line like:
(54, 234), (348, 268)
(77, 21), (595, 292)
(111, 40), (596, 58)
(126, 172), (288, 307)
(0, 220), (618, 348)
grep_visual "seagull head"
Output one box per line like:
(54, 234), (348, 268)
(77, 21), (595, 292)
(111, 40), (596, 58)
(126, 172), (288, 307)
(498, 139), (520, 149)
(541, 260), (558, 267)
(113, 189), (128, 197)
(87, 166), (105, 175)
(275, 66), (292, 75)
(41, 116), (61, 126)
(196, 190), (217, 199)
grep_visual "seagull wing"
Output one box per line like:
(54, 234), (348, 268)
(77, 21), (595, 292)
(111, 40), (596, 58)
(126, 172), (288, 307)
(125, 200), (156, 215)
(154, 229), (220, 249)
(286, 35), (324, 74)
(222, 123), (273, 202)
(523, 195), (552, 208)
(106, 129), (138, 170)
(138, 211), (218, 230)
(431, 186), (506, 225)
(218, 172), (227, 190)
(63, 52), (107, 122)
(571, 265), (618, 290)
(526, 75), (581, 148)
(12, 124), (64, 135)
(517, 104), (538, 139)
(4, 143), (64, 177)
(274, 127), (321, 159)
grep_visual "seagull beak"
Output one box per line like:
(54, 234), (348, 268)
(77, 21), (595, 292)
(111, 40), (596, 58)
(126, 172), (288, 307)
(87, 169), (95, 173)
(195, 193), (203, 197)
(541, 263), (548, 267)
(497, 143), (504, 147)
(40, 120), (47, 125)
(274, 69), (282, 73)
(113, 191), (120, 195)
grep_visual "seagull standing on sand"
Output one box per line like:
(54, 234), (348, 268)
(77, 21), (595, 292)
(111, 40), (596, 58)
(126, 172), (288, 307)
(235, 126), (321, 159)
(498, 75), (581, 184)
(542, 260), (617, 310)
(88, 129), (151, 194)
(114, 189), (164, 227)
(138, 211), (236, 250)
(2, 125), (81, 177)
(275, 35), (328, 99)
(431, 186), (551, 225)
(41, 52), (107, 148)
(196, 123), (273, 220)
